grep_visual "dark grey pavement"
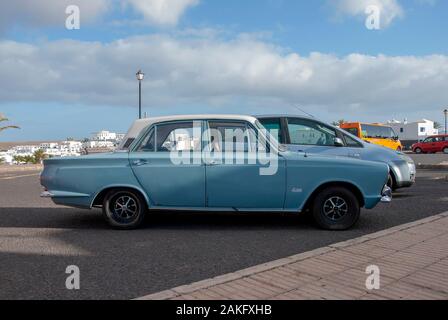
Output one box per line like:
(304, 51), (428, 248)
(0, 169), (447, 299)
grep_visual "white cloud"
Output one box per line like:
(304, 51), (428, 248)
(0, 0), (199, 31)
(1, 32), (447, 121)
(0, 0), (108, 29)
(329, 0), (404, 27)
(127, 0), (199, 26)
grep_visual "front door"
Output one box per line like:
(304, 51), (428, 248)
(204, 120), (286, 209)
(285, 118), (349, 157)
(129, 121), (205, 208)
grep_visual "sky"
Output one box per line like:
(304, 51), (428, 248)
(0, 0), (447, 141)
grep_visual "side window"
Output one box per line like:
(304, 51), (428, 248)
(135, 128), (155, 152)
(287, 118), (337, 146)
(344, 134), (363, 148)
(258, 118), (283, 143)
(207, 121), (255, 153)
(156, 122), (201, 152)
(122, 138), (135, 150)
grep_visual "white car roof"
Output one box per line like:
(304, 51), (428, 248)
(119, 114), (259, 149)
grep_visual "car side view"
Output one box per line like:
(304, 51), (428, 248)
(41, 115), (392, 230)
(412, 135), (448, 154)
(256, 115), (416, 191)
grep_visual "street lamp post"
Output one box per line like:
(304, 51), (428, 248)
(444, 109), (448, 134)
(136, 70), (145, 119)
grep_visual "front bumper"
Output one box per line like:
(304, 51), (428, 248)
(390, 160), (416, 188)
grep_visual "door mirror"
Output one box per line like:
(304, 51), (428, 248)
(334, 137), (344, 147)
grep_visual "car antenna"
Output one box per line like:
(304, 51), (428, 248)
(291, 105), (315, 118)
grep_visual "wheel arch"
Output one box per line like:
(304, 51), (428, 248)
(91, 185), (150, 208)
(302, 181), (365, 211)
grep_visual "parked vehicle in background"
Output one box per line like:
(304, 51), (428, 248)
(256, 116), (415, 191)
(41, 115), (392, 231)
(412, 135), (448, 154)
(340, 122), (403, 151)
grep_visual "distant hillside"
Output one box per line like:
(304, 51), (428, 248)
(0, 141), (61, 151)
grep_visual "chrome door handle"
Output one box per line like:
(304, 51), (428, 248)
(132, 159), (148, 166)
(208, 160), (217, 166)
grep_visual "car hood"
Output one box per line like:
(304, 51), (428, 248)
(281, 151), (389, 169)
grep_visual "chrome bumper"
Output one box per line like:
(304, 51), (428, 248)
(381, 185), (392, 203)
(40, 191), (54, 198)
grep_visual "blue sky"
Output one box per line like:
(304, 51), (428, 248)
(0, 0), (447, 141)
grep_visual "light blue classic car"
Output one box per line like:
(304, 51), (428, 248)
(41, 115), (392, 230)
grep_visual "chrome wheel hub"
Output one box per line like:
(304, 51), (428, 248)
(113, 195), (138, 219)
(323, 196), (348, 221)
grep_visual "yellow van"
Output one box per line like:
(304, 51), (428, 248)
(340, 122), (403, 151)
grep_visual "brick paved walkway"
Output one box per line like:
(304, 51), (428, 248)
(138, 212), (448, 300)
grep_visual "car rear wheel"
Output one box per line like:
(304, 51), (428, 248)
(414, 147), (423, 154)
(312, 187), (360, 230)
(102, 189), (147, 229)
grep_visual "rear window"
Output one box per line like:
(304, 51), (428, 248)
(122, 138), (135, 149)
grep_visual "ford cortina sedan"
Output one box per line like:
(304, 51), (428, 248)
(41, 115), (392, 230)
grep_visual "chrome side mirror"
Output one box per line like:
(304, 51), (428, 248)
(334, 137), (344, 147)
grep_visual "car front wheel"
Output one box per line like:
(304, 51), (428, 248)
(312, 187), (360, 230)
(414, 147), (423, 154)
(102, 189), (147, 229)
(443, 147), (448, 154)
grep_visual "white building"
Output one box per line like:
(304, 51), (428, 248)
(387, 119), (439, 148)
(12, 145), (40, 155)
(39, 142), (58, 149)
(59, 141), (82, 155)
(91, 130), (117, 141)
(82, 140), (115, 149)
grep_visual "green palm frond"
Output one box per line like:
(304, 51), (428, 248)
(0, 125), (20, 131)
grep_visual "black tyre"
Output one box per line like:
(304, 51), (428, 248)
(386, 173), (394, 190)
(312, 187), (360, 230)
(443, 147), (448, 154)
(414, 147), (422, 154)
(102, 189), (147, 229)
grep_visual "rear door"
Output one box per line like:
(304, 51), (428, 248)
(129, 121), (205, 208)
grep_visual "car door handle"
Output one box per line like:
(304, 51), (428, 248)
(207, 160), (218, 166)
(132, 159), (149, 166)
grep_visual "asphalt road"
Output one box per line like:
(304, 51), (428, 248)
(0, 169), (447, 300)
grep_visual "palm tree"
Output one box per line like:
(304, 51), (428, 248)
(0, 114), (19, 133)
(331, 119), (346, 127)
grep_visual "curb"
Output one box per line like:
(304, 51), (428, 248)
(135, 211), (448, 300)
